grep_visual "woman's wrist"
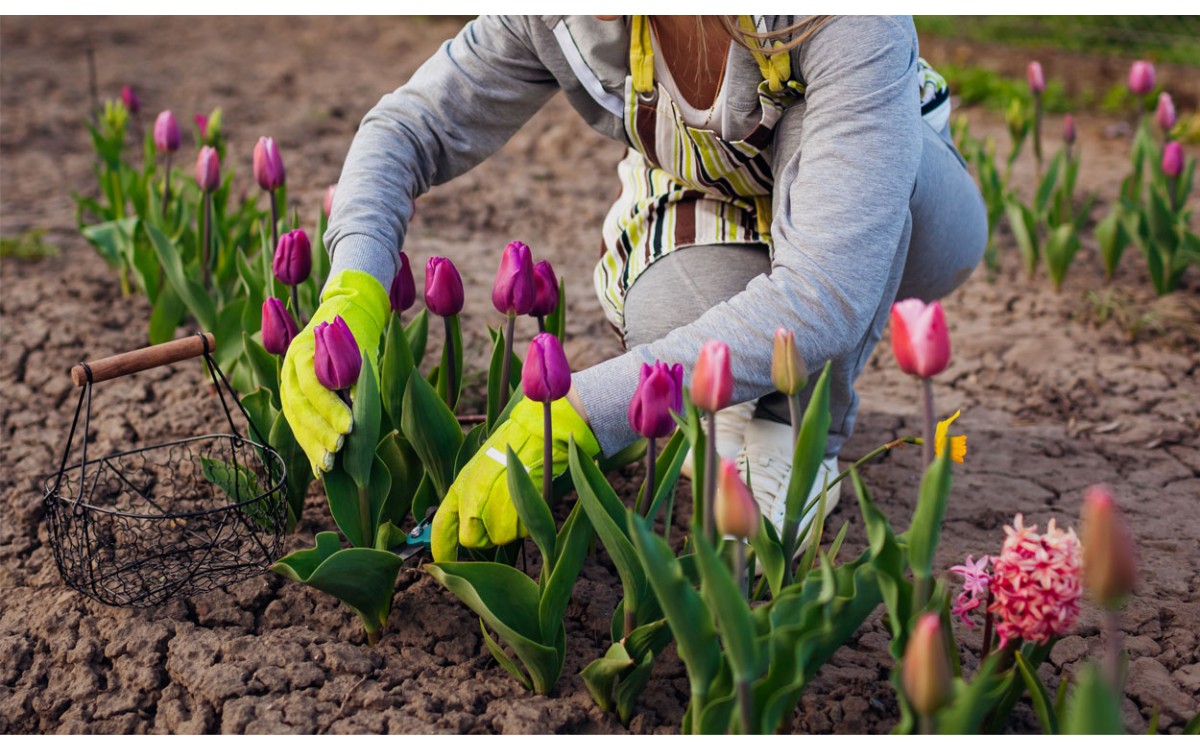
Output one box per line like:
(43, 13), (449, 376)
(565, 383), (590, 426)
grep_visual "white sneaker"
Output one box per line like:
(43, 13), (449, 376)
(736, 418), (840, 556)
(680, 401), (756, 480)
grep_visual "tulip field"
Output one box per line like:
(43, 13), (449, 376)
(1, 17), (1198, 735)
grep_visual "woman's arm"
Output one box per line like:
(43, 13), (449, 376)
(325, 16), (560, 289)
(573, 16), (924, 455)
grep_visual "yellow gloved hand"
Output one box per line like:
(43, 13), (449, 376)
(431, 397), (600, 562)
(281, 270), (390, 476)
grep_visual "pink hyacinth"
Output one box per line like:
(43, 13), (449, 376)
(987, 514), (1082, 649)
(950, 554), (991, 627)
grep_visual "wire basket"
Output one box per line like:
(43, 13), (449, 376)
(44, 333), (287, 607)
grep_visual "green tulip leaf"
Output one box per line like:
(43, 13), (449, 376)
(1062, 663), (1125, 735)
(481, 619), (533, 691)
(545, 276), (567, 341)
(749, 513), (786, 599)
(907, 453), (952, 582)
(268, 411), (310, 530)
(145, 222), (216, 330)
(783, 361), (831, 561)
(380, 316), (414, 435)
(148, 283), (185, 345)
(637, 428), (688, 522)
(507, 445), (557, 573)
(581, 642), (634, 714)
(694, 535), (763, 684)
(1045, 223), (1081, 291)
(343, 362), (382, 490)
(538, 501), (593, 643)
(853, 469), (910, 658)
(436, 313), (463, 409)
(241, 331), (279, 397)
(1015, 650), (1060, 735)
(401, 370), (464, 499)
(486, 325), (523, 431)
(405, 308), (429, 368)
(375, 431), (413, 528)
(323, 455), (391, 548)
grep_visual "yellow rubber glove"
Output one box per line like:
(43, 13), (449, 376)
(431, 397), (600, 562)
(281, 270), (390, 476)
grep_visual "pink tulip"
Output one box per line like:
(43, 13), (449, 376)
(390, 252), (416, 314)
(714, 459), (759, 539)
(530, 260), (559, 318)
(272, 229), (312, 286)
(323, 184), (337, 218)
(120, 85), (140, 115)
(902, 614), (953, 716)
(1156, 93), (1176, 132)
(1063, 114), (1076, 146)
(1081, 485), (1137, 608)
(522, 332), (571, 403)
(313, 315), (361, 391)
(194, 146), (220, 192)
(691, 340), (733, 412)
(261, 297), (299, 355)
(1026, 61), (1045, 94)
(194, 114), (209, 142)
(492, 240), (535, 316)
(153, 110), (180, 153)
(628, 360), (684, 439)
(1162, 141), (1184, 177)
(1128, 60), (1155, 96)
(253, 136), (286, 191)
(889, 299), (951, 378)
(424, 256), (464, 317)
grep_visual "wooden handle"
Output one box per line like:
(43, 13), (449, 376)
(71, 333), (216, 387)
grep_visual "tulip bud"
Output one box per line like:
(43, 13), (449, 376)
(1081, 485), (1137, 609)
(120, 85), (140, 115)
(1156, 93), (1176, 133)
(522, 332), (571, 403)
(714, 459), (759, 539)
(323, 184), (337, 218)
(691, 340), (733, 412)
(153, 110), (180, 153)
(253, 136), (286, 191)
(313, 315), (362, 391)
(1063, 114), (1076, 146)
(771, 327), (807, 395)
(628, 360), (684, 439)
(530, 260), (559, 318)
(390, 252), (416, 314)
(1026, 61), (1045, 95)
(194, 146), (220, 192)
(492, 240), (535, 316)
(1162, 141), (1184, 178)
(1128, 60), (1155, 97)
(261, 297), (299, 355)
(272, 229), (312, 286)
(902, 614), (953, 716)
(890, 299), (951, 378)
(424, 256), (464, 317)
(194, 114), (209, 142)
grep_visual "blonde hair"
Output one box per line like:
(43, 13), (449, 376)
(717, 15), (834, 53)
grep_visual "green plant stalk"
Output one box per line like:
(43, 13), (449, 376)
(499, 314), (515, 414)
(636, 437), (657, 517)
(1033, 94), (1044, 180)
(202, 191), (212, 289)
(980, 588), (995, 660)
(536, 314), (546, 334)
(922, 378), (935, 469)
(788, 392), (802, 453)
(268, 189), (279, 256)
(826, 437), (920, 492)
(737, 676), (753, 735)
(290, 283), (301, 321)
(543, 401), (553, 508)
(444, 314), (458, 410)
(160, 151), (172, 217)
(1105, 609), (1124, 692)
(735, 537), (748, 602)
(703, 410), (717, 543)
(918, 714), (934, 735)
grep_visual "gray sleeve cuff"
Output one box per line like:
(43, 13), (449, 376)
(572, 349), (652, 457)
(325, 234), (398, 295)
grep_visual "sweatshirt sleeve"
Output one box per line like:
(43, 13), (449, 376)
(573, 16), (923, 455)
(325, 16), (559, 289)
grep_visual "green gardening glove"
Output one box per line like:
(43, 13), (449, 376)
(281, 269), (390, 476)
(431, 396), (600, 562)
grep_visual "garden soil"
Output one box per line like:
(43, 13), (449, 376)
(2, 17), (1197, 734)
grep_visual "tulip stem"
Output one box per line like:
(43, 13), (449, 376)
(917, 715), (933, 735)
(290, 284), (301, 322)
(788, 393), (801, 454)
(980, 588), (995, 661)
(703, 410), (717, 543)
(921, 378), (935, 468)
(543, 401), (553, 508)
(161, 152), (172, 218)
(1105, 609), (1124, 692)
(735, 537), (748, 602)
(202, 192), (212, 289)
(1033, 93), (1043, 181)
(637, 437), (657, 517)
(268, 190), (279, 257)
(444, 315), (458, 410)
(536, 314), (546, 334)
(736, 677), (753, 734)
(499, 315), (515, 414)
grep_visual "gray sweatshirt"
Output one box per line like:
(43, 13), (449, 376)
(326, 15), (926, 456)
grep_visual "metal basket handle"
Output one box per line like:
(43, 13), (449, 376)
(70, 332), (216, 387)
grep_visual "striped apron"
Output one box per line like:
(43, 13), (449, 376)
(594, 15), (951, 330)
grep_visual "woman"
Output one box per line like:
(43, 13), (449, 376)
(280, 16), (987, 561)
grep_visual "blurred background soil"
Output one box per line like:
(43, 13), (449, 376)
(1, 16), (1197, 734)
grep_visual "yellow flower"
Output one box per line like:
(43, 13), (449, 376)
(935, 410), (968, 463)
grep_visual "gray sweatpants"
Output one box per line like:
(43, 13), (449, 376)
(622, 123), (987, 457)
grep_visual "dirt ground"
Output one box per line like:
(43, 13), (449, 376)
(1, 16), (1197, 735)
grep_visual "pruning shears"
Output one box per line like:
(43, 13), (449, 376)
(391, 506), (436, 562)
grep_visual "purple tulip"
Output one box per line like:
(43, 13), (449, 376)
(1128, 60), (1156, 97)
(153, 110), (180, 153)
(1162, 141), (1184, 178)
(390, 252), (416, 314)
(522, 333), (571, 403)
(261, 297), (299, 355)
(253, 136), (286, 191)
(530, 260), (559, 318)
(1026, 61), (1045, 95)
(1063, 114), (1076, 146)
(313, 316), (362, 391)
(272, 229), (312, 286)
(195, 146), (220, 192)
(628, 360), (684, 439)
(1156, 93), (1176, 133)
(323, 184), (337, 218)
(121, 85), (140, 115)
(492, 240), (535, 316)
(424, 256), (464, 317)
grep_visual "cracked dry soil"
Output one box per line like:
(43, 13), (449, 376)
(2, 16), (1198, 734)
